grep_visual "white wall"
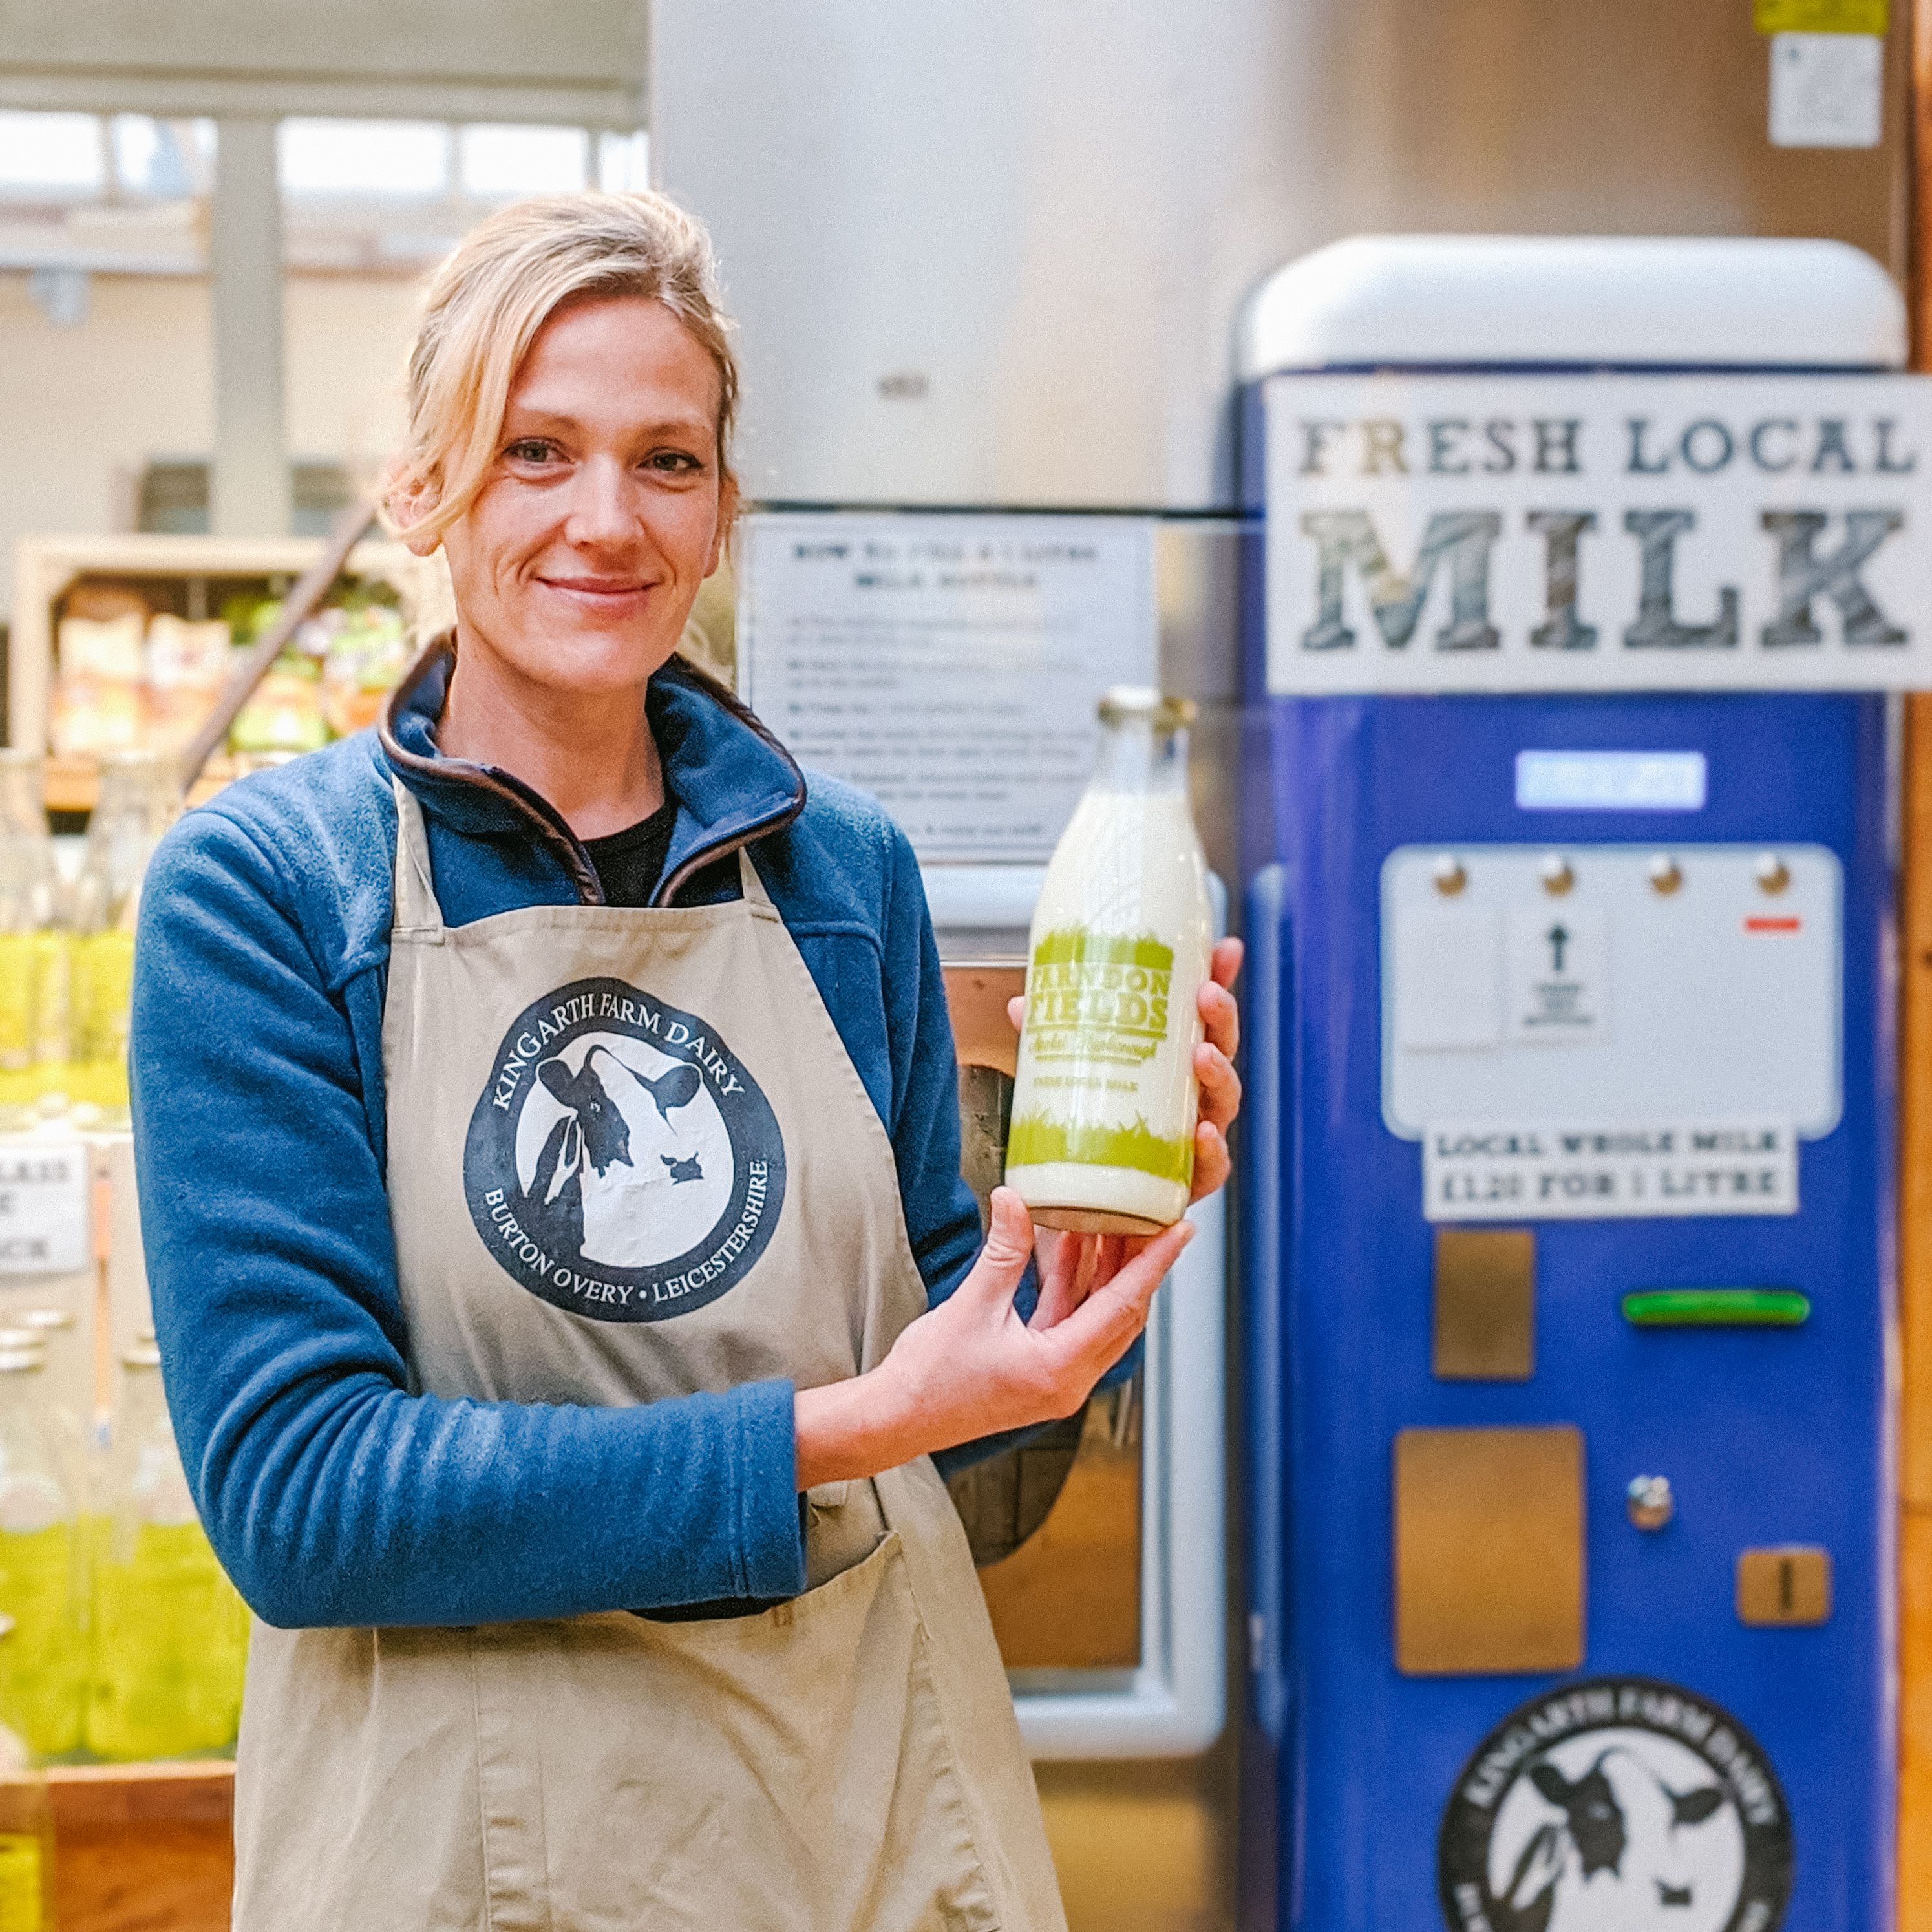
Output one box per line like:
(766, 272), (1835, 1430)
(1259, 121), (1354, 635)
(0, 270), (419, 615)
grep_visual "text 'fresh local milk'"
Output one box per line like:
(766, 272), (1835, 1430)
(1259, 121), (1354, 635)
(1264, 374), (1932, 694)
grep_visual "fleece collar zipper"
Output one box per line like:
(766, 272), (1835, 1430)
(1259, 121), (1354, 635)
(377, 639), (807, 909)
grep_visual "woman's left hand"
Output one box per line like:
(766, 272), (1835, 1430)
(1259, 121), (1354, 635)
(1006, 934), (1244, 1203)
(1185, 936), (1243, 1200)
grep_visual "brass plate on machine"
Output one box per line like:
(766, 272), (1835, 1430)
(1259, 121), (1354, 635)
(1395, 1426), (1584, 1675)
(1736, 1545), (1832, 1626)
(1433, 1229), (1536, 1381)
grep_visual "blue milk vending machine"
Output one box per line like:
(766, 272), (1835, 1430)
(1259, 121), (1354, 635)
(1240, 237), (1932, 1932)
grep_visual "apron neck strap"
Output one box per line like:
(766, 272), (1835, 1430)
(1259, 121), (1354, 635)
(392, 774), (772, 926)
(390, 778), (447, 932)
(735, 844), (776, 910)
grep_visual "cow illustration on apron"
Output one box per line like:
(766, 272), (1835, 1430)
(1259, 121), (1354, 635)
(231, 781), (1066, 1932)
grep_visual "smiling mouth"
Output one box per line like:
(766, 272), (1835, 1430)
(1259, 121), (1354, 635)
(541, 578), (653, 597)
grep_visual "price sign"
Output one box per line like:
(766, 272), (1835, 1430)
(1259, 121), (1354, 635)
(0, 1143), (89, 1275)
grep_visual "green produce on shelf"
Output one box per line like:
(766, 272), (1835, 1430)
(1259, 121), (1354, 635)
(87, 1348), (245, 1761)
(0, 1619), (54, 1931)
(0, 759), (69, 1120)
(0, 1355), (82, 1759)
(67, 752), (179, 1123)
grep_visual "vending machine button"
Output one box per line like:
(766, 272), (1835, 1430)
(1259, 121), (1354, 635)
(1622, 1288), (1810, 1328)
(1431, 855), (1467, 896)
(1736, 1547), (1832, 1626)
(1433, 1229), (1535, 1381)
(1626, 1474), (1675, 1530)
(1646, 855), (1683, 895)
(1755, 853), (1792, 895)
(1394, 1426), (1584, 1675)
(1538, 855), (1575, 895)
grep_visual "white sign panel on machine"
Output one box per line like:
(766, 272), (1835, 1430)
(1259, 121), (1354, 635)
(738, 513), (1156, 860)
(1266, 374), (1932, 692)
(1383, 844), (1840, 1220)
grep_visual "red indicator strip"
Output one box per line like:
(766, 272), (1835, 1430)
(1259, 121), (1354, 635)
(1745, 917), (1802, 933)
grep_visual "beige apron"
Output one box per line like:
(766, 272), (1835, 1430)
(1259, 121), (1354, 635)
(231, 782), (1065, 1932)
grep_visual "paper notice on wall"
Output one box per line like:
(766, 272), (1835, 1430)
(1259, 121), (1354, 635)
(1422, 1118), (1798, 1222)
(0, 1142), (89, 1273)
(1769, 32), (1883, 148)
(737, 513), (1156, 860)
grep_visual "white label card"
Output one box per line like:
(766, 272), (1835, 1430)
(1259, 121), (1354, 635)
(1423, 1118), (1798, 1222)
(1503, 906), (1608, 1045)
(737, 513), (1157, 860)
(0, 1142), (89, 1273)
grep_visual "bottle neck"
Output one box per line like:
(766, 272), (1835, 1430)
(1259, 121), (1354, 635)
(1090, 719), (1191, 799)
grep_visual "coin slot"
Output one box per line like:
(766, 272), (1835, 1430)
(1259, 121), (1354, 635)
(1736, 1545), (1831, 1626)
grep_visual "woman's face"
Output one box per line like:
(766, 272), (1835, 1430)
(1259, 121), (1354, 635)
(421, 294), (734, 699)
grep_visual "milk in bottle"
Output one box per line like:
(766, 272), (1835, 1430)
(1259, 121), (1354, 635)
(1005, 688), (1212, 1233)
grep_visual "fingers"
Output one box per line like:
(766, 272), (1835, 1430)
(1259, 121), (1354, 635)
(961, 1187), (1035, 1308)
(1209, 935), (1244, 992)
(1008, 994), (1024, 1034)
(1188, 1119), (1231, 1202)
(1194, 1035), (1241, 1132)
(1198, 953), (1241, 1064)
(1029, 1226), (1094, 1330)
(1041, 1218), (1193, 1377)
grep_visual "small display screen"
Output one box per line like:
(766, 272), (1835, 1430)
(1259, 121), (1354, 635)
(1516, 750), (1708, 811)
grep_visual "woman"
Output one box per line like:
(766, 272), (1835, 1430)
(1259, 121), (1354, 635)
(130, 191), (1242, 1931)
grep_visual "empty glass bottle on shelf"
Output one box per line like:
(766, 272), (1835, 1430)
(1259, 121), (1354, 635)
(0, 757), (66, 1124)
(69, 752), (178, 1120)
(86, 1346), (244, 1761)
(0, 1349), (81, 1759)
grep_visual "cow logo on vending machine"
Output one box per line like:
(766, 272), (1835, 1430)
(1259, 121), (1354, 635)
(463, 977), (787, 1321)
(1438, 1677), (1792, 1932)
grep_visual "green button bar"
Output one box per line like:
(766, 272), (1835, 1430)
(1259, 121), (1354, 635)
(1622, 1289), (1811, 1328)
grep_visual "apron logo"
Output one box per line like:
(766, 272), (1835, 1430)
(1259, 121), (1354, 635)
(463, 976), (787, 1322)
(1438, 1676), (1792, 1932)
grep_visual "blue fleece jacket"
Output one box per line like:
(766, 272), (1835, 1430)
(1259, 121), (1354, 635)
(129, 649), (1094, 1629)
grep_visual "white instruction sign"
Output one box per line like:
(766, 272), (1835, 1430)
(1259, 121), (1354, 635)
(1423, 1118), (1798, 1222)
(1266, 373), (1932, 693)
(0, 1142), (88, 1273)
(738, 513), (1157, 860)
(1503, 906), (1608, 1044)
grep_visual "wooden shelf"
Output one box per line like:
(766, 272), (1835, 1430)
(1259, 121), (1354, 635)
(47, 1762), (233, 1931)
(47, 1760), (233, 1828)
(45, 756), (242, 816)
(9, 532), (454, 768)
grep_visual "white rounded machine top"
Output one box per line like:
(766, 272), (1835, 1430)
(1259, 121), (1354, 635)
(1239, 233), (1905, 379)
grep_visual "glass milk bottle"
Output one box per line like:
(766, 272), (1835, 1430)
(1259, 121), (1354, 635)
(1005, 688), (1213, 1233)
(0, 1619), (54, 1932)
(87, 1346), (245, 1759)
(70, 751), (178, 1120)
(0, 1350), (81, 1757)
(0, 758), (64, 1122)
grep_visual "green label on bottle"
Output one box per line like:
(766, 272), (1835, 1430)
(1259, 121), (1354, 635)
(1006, 1110), (1194, 1184)
(1026, 929), (1174, 1067)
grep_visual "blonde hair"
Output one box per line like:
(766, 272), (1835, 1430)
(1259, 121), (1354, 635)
(386, 191), (738, 546)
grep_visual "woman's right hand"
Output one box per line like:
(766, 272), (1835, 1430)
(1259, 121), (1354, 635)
(793, 1188), (1191, 1491)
